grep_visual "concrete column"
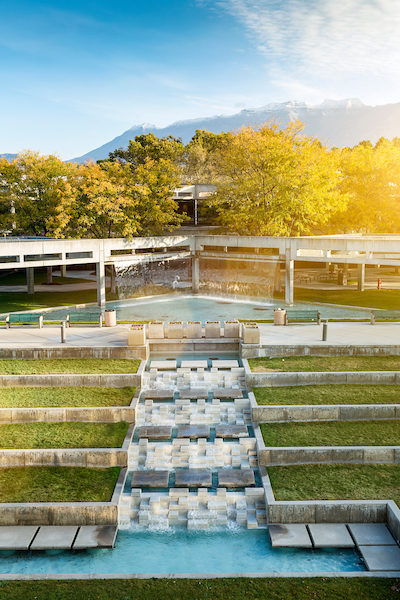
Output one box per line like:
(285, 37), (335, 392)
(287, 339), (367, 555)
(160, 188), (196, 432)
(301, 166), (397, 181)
(358, 264), (365, 292)
(274, 263), (282, 293)
(26, 267), (34, 294)
(46, 267), (53, 284)
(96, 261), (106, 307)
(192, 256), (200, 294)
(60, 265), (67, 278)
(395, 267), (400, 274)
(285, 252), (294, 305)
(110, 265), (116, 295)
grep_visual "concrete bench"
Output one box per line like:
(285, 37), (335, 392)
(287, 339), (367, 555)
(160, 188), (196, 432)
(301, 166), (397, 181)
(285, 310), (321, 325)
(5, 313), (43, 329)
(66, 312), (103, 327)
(370, 311), (400, 324)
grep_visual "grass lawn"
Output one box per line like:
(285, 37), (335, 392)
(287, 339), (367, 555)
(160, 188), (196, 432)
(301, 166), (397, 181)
(0, 386), (136, 408)
(0, 578), (399, 600)
(0, 421), (130, 449)
(267, 463), (400, 508)
(0, 466), (121, 502)
(248, 355), (400, 372)
(0, 290), (119, 313)
(261, 420), (400, 447)
(253, 384), (400, 405)
(0, 358), (140, 374)
(274, 288), (400, 311)
(0, 271), (90, 286)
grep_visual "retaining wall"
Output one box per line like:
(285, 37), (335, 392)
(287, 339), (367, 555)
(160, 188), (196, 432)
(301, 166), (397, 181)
(253, 404), (400, 423)
(259, 445), (400, 467)
(0, 347), (144, 360)
(0, 401), (138, 424)
(247, 370), (400, 388)
(0, 374), (141, 387)
(241, 344), (400, 360)
(0, 467), (127, 526)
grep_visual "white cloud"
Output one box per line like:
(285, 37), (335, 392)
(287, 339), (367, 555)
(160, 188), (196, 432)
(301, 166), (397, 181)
(213, 0), (400, 77)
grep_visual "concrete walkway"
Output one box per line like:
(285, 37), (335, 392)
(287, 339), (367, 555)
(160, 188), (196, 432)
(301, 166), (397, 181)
(0, 321), (398, 349)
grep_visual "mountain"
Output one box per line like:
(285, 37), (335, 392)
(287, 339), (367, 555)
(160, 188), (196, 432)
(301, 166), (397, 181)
(0, 153), (17, 161)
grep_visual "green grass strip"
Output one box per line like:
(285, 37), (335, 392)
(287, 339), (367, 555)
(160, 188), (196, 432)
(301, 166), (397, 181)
(267, 463), (400, 508)
(0, 466), (121, 503)
(261, 420), (400, 447)
(0, 578), (399, 600)
(0, 290), (121, 313)
(274, 287), (400, 311)
(253, 384), (400, 405)
(0, 359), (140, 374)
(0, 386), (136, 408)
(248, 355), (400, 372)
(0, 422), (130, 449)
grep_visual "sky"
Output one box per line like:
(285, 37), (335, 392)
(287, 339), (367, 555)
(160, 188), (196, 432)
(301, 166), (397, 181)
(1, 0), (400, 159)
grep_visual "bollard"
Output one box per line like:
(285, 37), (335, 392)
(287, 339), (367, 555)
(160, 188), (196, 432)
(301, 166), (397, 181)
(61, 321), (66, 344)
(377, 278), (382, 289)
(322, 319), (328, 341)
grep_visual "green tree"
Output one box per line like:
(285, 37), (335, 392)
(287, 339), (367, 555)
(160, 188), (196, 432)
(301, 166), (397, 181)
(205, 121), (346, 236)
(328, 138), (400, 233)
(107, 133), (184, 168)
(0, 151), (70, 236)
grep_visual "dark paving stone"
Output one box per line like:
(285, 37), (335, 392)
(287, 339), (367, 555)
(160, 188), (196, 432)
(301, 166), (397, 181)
(177, 425), (210, 438)
(131, 471), (169, 488)
(73, 525), (118, 549)
(215, 425), (249, 438)
(218, 469), (255, 487)
(213, 389), (243, 398)
(175, 469), (212, 487)
(0, 526), (38, 551)
(308, 524), (354, 548)
(359, 544), (400, 571)
(144, 390), (174, 400)
(179, 389), (209, 399)
(30, 526), (78, 550)
(139, 426), (172, 439)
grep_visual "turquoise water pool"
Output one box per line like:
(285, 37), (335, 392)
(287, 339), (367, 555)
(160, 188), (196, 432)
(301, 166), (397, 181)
(0, 528), (364, 575)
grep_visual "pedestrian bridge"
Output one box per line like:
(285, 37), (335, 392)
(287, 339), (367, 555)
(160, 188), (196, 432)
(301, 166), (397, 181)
(0, 234), (399, 305)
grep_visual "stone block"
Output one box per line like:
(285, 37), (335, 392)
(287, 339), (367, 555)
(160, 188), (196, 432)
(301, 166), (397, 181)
(187, 322), (202, 339)
(348, 523), (396, 545)
(0, 526), (38, 550)
(167, 322), (184, 339)
(128, 326), (146, 346)
(358, 544), (400, 571)
(269, 524), (312, 548)
(148, 322), (164, 339)
(30, 526), (78, 550)
(308, 523), (354, 548)
(224, 321), (240, 338)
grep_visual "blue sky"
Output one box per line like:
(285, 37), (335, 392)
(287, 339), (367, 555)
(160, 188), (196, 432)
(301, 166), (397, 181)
(1, 0), (400, 159)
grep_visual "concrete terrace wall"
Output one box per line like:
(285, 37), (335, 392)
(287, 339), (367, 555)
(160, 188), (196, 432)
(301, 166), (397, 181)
(0, 468), (127, 526)
(247, 370), (400, 388)
(253, 404), (400, 423)
(0, 347), (144, 360)
(241, 345), (400, 360)
(0, 423), (134, 468)
(0, 405), (137, 424)
(259, 445), (400, 467)
(0, 373), (142, 387)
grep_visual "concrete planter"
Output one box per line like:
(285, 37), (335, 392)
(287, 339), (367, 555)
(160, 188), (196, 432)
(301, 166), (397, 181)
(128, 325), (146, 346)
(274, 308), (286, 325)
(148, 321), (164, 339)
(187, 321), (202, 339)
(205, 321), (221, 338)
(167, 322), (184, 339)
(243, 324), (260, 344)
(224, 320), (240, 338)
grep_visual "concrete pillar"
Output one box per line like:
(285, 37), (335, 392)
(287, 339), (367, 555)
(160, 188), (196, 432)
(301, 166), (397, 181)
(192, 256), (200, 294)
(110, 265), (116, 295)
(46, 267), (53, 284)
(358, 264), (365, 292)
(96, 261), (106, 307)
(285, 252), (294, 305)
(26, 267), (34, 294)
(60, 265), (67, 278)
(274, 263), (282, 293)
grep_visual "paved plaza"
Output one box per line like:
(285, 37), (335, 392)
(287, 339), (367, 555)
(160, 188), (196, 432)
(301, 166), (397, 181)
(0, 321), (397, 349)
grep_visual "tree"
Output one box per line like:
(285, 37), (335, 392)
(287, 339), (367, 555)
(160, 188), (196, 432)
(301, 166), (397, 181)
(107, 133), (184, 168)
(53, 158), (184, 239)
(328, 138), (400, 233)
(205, 121), (346, 236)
(0, 151), (70, 236)
(183, 129), (229, 184)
